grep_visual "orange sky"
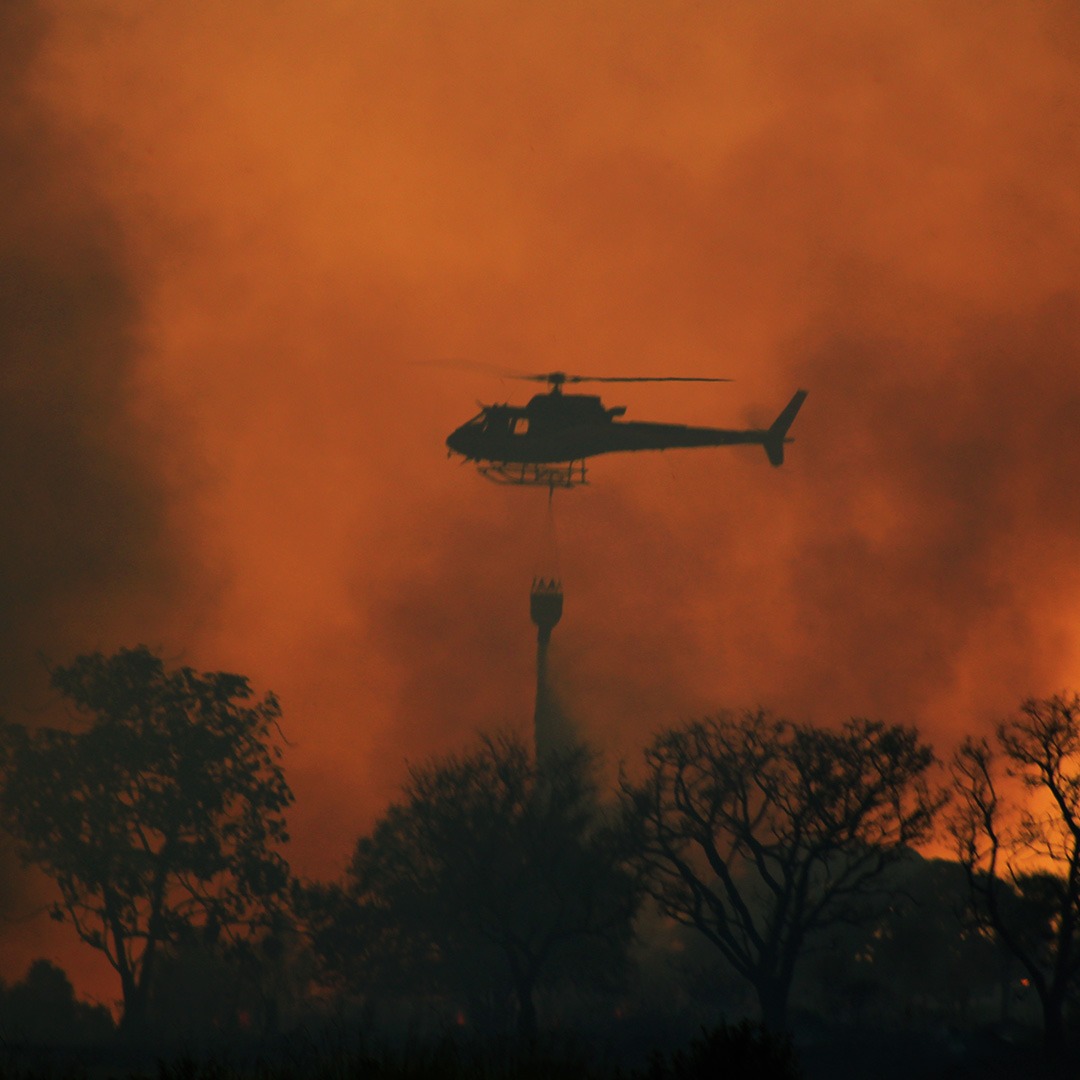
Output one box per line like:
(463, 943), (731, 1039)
(4, 0), (1080, 1007)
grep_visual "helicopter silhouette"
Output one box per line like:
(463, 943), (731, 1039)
(446, 370), (808, 487)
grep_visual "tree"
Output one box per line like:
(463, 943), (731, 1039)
(799, 853), (1000, 1027)
(144, 917), (307, 1044)
(0, 959), (114, 1046)
(949, 694), (1080, 1049)
(0, 646), (294, 1037)
(302, 735), (642, 1040)
(624, 712), (941, 1031)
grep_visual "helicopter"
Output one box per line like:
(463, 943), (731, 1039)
(446, 370), (808, 487)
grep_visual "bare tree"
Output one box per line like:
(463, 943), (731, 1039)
(624, 712), (941, 1031)
(950, 694), (1080, 1049)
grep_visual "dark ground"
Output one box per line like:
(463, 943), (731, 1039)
(0, 1024), (1077, 1080)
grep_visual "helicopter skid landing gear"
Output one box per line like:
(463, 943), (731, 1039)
(477, 460), (587, 488)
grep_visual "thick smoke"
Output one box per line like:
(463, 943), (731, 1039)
(774, 295), (1080, 727)
(0, 0), (190, 992)
(8, 0), (1080, 1001)
(361, 1), (1080, 770)
(0, 0), (185, 710)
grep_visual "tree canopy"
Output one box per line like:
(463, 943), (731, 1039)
(0, 646), (294, 1036)
(302, 734), (642, 1040)
(950, 694), (1080, 1048)
(625, 712), (942, 1031)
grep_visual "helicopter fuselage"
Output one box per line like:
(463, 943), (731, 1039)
(446, 389), (807, 469)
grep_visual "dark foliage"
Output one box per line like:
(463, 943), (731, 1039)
(951, 694), (1080, 1049)
(300, 735), (643, 1040)
(625, 712), (943, 1031)
(0, 646), (294, 1037)
(797, 852), (1002, 1026)
(0, 959), (113, 1047)
(643, 1021), (800, 1080)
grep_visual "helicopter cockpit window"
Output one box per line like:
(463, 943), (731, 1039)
(478, 410), (515, 435)
(511, 417), (529, 435)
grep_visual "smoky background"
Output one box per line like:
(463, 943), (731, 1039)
(3, 0), (1080, 1003)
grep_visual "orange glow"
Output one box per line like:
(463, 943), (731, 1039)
(4, 0), (1080, 1004)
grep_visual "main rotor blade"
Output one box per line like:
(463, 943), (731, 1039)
(509, 371), (733, 384)
(565, 375), (733, 383)
(416, 361), (733, 385)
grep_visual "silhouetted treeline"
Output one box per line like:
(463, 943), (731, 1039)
(0, 960), (113, 1047)
(1, 647), (1080, 1080)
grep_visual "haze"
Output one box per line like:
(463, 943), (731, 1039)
(4, 0), (1080, 1005)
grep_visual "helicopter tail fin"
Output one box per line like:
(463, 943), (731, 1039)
(763, 389), (808, 466)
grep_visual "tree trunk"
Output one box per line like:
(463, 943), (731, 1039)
(514, 977), (538, 1042)
(756, 976), (790, 1034)
(997, 950), (1012, 1027)
(1039, 985), (1065, 1051)
(105, 896), (146, 1042)
(118, 986), (149, 1042)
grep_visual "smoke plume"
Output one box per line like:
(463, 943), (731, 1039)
(6, 0), (1080, 1000)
